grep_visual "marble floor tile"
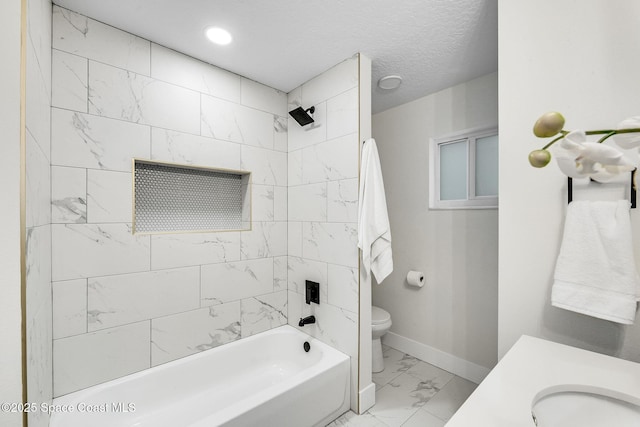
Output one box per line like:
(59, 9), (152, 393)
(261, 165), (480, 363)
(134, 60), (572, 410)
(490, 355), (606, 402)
(406, 360), (454, 387)
(420, 376), (477, 421)
(402, 409), (446, 427)
(368, 372), (440, 427)
(372, 347), (420, 388)
(326, 410), (389, 427)
(325, 346), (477, 427)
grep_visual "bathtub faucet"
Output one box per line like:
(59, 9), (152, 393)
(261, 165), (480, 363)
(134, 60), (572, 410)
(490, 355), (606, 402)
(298, 315), (316, 327)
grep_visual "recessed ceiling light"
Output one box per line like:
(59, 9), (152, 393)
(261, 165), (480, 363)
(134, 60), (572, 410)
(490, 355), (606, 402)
(205, 27), (232, 45)
(378, 75), (403, 90)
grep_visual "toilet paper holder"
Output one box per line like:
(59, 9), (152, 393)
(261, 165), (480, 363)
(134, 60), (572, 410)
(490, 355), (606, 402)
(406, 270), (425, 288)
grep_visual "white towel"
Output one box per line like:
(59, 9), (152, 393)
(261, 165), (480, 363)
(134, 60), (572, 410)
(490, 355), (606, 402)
(358, 138), (393, 283)
(552, 200), (640, 324)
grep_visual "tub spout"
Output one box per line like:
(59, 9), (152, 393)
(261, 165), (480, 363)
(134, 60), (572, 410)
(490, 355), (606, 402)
(298, 315), (316, 327)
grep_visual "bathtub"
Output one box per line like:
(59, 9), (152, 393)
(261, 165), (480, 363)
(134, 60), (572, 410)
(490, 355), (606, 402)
(50, 325), (350, 427)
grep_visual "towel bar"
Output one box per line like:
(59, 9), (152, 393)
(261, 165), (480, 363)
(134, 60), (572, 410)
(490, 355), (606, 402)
(567, 169), (636, 208)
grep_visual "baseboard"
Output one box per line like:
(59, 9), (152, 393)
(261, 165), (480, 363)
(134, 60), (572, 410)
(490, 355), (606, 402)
(382, 332), (491, 384)
(358, 382), (376, 413)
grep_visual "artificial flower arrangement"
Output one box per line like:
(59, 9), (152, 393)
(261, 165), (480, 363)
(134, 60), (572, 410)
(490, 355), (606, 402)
(528, 112), (640, 182)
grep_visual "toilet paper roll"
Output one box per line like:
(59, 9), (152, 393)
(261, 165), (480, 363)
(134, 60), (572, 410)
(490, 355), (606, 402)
(406, 270), (425, 288)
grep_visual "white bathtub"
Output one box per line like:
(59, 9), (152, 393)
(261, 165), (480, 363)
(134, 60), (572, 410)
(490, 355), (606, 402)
(50, 325), (350, 427)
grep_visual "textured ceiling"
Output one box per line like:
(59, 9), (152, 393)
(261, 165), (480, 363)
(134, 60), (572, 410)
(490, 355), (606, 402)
(51, 0), (497, 114)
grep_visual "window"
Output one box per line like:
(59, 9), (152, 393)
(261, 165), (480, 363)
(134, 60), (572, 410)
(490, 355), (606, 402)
(429, 126), (498, 209)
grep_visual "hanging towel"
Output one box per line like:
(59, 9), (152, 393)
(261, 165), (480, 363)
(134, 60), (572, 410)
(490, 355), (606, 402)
(552, 200), (640, 324)
(358, 138), (393, 283)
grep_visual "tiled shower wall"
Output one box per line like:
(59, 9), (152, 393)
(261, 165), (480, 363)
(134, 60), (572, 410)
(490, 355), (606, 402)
(50, 6), (289, 397)
(26, 0), (53, 425)
(286, 57), (361, 408)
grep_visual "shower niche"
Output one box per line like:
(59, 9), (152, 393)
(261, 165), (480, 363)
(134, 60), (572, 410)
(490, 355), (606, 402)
(132, 159), (251, 234)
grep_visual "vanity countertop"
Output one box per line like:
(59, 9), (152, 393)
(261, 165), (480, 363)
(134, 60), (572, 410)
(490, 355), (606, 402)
(445, 335), (640, 426)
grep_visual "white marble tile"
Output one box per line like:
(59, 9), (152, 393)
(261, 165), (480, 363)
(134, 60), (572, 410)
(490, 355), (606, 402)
(302, 222), (358, 267)
(241, 77), (287, 116)
(420, 376), (476, 422)
(53, 321), (150, 397)
(287, 290), (308, 327)
(373, 348), (420, 388)
(89, 61), (200, 134)
(288, 149), (303, 186)
(288, 183), (327, 222)
(52, 49), (88, 111)
(241, 145), (287, 186)
(302, 133), (359, 184)
(87, 169), (131, 223)
(287, 256), (328, 302)
(52, 223), (150, 281)
(288, 221), (303, 257)
(151, 232), (240, 270)
(240, 290), (287, 338)
(241, 221), (287, 259)
(150, 128), (241, 170)
(201, 257), (274, 305)
(251, 185), (274, 221)
(201, 94), (274, 148)
(327, 87), (359, 140)
(151, 302), (240, 366)
(273, 256), (287, 291)
(328, 264), (358, 313)
(151, 43), (240, 102)
(26, 298), (53, 427)
(287, 86), (302, 111)
(403, 409), (446, 427)
(326, 410), (388, 427)
(51, 108), (150, 172)
(406, 361), (454, 386)
(274, 116), (288, 152)
(368, 373), (440, 427)
(53, 6), (150, 75)
(287, 101), (327, 152)
(301, 56), (358, 107)
(288, 290), (358, 358)
(51, 166), (86, 224)
(27, 0), (52, 97)
(274, 186), (287, 221)
(88, 267), (200, 331)
(53, 279), (87, 339)
(328, 178), (359, 223)
(25, 225), (52, 317)
(26, 133), (52, 228)
(25, 38), (51, 159)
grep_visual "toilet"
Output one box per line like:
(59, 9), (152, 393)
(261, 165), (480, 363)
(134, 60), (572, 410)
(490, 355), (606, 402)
(371, 306), (392, 373)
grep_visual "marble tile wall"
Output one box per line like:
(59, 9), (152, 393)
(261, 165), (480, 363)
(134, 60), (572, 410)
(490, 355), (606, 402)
(286, 56), (361, 410)
(51, 5), (289, 397)
(25, 0), (53, 426)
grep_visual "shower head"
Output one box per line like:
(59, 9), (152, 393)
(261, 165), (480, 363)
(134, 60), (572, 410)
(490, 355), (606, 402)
(289, 106), (315, 126)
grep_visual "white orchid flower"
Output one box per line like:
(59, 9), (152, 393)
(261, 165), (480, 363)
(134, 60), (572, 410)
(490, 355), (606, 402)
(611, 116), (640, 149)
(554, 130), (635, 182)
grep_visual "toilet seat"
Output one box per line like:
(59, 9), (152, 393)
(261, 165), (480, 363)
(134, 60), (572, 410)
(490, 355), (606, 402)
(371, 306), (391, 325)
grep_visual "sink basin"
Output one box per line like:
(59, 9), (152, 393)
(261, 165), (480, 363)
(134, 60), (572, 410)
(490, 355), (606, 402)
(531, 385), (640, 427)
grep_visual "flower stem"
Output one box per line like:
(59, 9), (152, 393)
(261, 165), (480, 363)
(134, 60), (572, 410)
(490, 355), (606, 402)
(597, 131), (617, 144)
(542, 128), (640, 150)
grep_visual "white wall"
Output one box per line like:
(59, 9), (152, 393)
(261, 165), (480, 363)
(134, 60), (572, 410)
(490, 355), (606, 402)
(0, 0), (25, 425)
(499, 0), (640, 361)
(372, 72), (499, 372)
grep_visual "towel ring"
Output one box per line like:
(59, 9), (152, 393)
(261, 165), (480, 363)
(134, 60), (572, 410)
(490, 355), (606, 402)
(567, 169), (636, 208)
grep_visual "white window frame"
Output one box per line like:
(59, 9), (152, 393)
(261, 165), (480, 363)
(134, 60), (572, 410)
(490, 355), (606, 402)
(429, 126), (498, 210)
